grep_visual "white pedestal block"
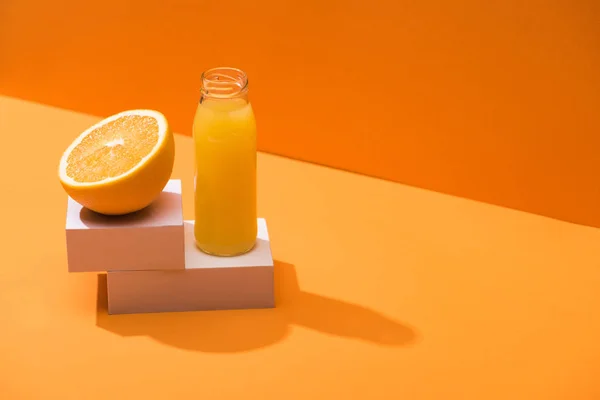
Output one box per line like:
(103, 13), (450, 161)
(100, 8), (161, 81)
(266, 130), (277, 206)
(106, 218), (274, 314)
(66, 179), (185, 272)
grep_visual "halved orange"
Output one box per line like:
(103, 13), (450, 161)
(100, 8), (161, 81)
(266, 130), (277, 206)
(58, 109), (175, 215)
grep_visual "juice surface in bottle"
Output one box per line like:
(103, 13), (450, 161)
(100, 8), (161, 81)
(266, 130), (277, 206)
(192, 67), (257, 256)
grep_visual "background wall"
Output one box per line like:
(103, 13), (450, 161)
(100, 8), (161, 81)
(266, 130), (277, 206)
(1, 0), (599, 226)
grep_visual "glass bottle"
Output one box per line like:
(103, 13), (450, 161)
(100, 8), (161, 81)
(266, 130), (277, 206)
(192, 67), (257, 256)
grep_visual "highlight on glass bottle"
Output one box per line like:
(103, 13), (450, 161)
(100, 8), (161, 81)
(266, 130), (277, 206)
(192, 67), (258, 256)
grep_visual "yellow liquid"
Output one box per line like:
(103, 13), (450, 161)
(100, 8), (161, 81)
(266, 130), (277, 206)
(193, 98), (257, 256)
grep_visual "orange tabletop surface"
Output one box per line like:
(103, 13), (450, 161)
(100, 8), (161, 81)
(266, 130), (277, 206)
(1, 95), (600, 399)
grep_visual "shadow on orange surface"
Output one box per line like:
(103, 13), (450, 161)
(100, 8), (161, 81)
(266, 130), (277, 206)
(95, 261), (417, 352)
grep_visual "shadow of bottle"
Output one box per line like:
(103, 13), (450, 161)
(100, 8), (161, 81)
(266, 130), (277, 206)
(96, 261), (417, 353)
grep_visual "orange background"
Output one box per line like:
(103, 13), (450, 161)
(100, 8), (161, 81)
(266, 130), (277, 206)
(1, 0), (599, 226)
(2, 96), (600, 399)
(2, 2), (600, 398)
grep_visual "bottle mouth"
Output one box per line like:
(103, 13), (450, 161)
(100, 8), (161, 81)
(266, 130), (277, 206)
(201, 67), (248, 99)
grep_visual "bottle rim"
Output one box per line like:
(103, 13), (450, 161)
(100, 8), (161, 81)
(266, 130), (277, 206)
(200, 67), (249, 99)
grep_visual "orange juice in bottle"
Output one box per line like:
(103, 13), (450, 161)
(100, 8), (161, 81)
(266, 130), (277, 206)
(192, 67), (257, 256)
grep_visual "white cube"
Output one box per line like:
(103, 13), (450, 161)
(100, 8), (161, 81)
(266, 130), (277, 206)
(65, 179), (185, 273)
(106, 218), (274, 314)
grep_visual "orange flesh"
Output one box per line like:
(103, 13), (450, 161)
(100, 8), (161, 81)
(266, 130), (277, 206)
(66, 115), (159, 183)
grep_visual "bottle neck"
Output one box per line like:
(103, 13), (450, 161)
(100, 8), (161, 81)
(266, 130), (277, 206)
(200, 67), (249, 102)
